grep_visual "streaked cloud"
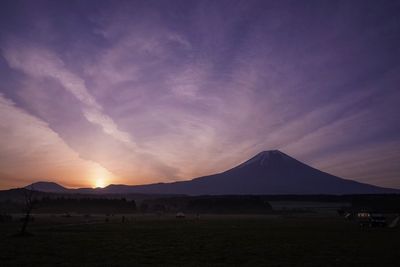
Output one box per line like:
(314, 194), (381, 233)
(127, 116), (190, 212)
(3, 42), (136, 148)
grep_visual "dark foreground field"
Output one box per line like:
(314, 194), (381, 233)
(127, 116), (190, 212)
(1, 214), (399, 267)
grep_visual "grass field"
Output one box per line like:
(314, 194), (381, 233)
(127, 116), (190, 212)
(0, 214), (399, 266)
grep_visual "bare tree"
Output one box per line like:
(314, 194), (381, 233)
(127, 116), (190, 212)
(19, 186), (36, 236)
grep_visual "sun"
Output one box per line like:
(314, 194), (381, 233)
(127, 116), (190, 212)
(90, 163), (114, 188)
(94, 178), (106, 188)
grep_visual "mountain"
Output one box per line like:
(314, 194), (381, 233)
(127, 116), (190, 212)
(26, 181), (68, 193)
(25, 150), (399, 195)
(101, 150), (399, 195)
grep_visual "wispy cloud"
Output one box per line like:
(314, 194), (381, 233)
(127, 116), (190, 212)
(3, 42), (136, 149)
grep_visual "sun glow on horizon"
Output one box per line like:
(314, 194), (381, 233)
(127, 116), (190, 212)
(94, 177), (107, 188)
(91, 164), (114, 188)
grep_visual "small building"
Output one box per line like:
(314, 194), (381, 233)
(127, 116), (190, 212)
(357, 212), (386, 227)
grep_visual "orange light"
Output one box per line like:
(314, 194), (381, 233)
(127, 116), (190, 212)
(90, 164), (113, 188)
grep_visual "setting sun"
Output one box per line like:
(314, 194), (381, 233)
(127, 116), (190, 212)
(94, 178), (106, 188)
(90, 164), (113, 188)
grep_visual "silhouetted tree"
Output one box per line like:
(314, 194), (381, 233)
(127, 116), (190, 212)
(19, 186), (36, 236)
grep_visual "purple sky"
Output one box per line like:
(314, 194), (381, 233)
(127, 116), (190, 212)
(0, 0), (399, 189)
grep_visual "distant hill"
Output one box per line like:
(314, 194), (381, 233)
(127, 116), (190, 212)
(23, 150), (399, 195)
(26, 181), (68, 193)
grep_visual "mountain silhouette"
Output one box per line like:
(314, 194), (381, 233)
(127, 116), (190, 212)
(103, 150), (398, 195)
(26, 150), (399, 195)
(26, 181), (68, 193)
